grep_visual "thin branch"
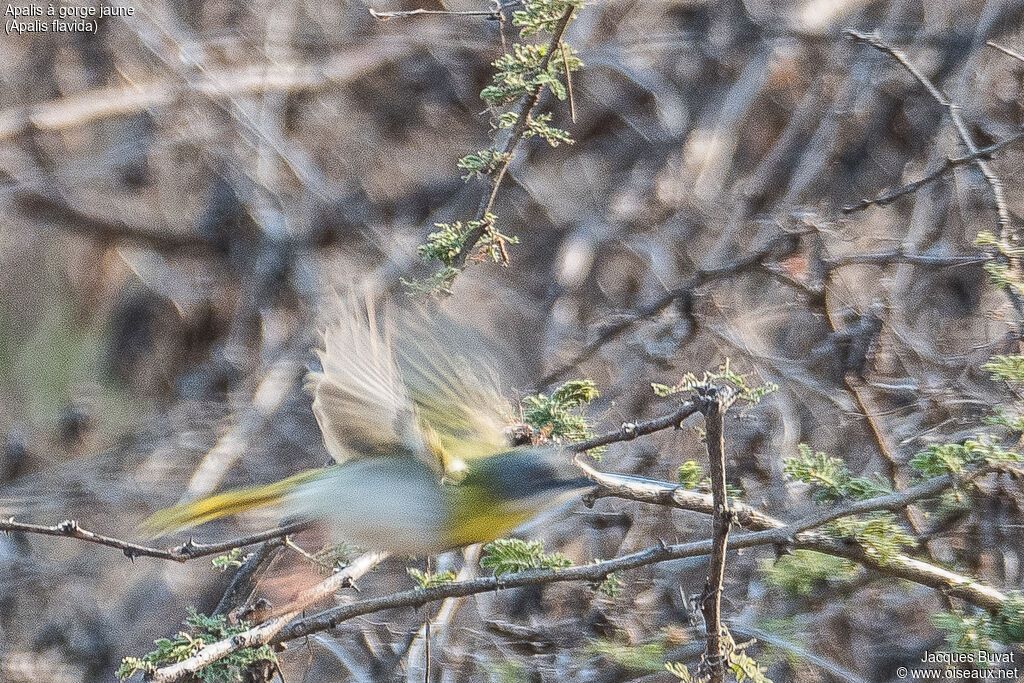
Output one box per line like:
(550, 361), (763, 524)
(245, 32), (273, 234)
(845, 30), (1020, 304)
(213, 538), (287, 618)
(987, 41), (1024, 65)
(560, 41), (577, 122)
(821, 252), (985, 269)
(151, 551), (388, 682)
(0, 517), (311, 562)
(273, 530), (801, 645)
(578, 461), (1011, 613)
(451, 6), (576, 270)
(538, 230), (804, 388)
(567, 399), (700, 453)
(841, 127), (1024, 214)
(697, 388), (735, 683)
(268, 459), (1011, 646)
(0, 42), (409, 141)
(370, 7), (504, 19)
(78, 410), (1006, 680)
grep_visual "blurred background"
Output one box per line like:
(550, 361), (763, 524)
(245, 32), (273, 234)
(1, 0), (1024, 680)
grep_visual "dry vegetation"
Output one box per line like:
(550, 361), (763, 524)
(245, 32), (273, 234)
(2, 0), (1024, 681)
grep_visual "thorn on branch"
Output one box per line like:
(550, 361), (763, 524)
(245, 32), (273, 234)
(56, 519), (79, 535)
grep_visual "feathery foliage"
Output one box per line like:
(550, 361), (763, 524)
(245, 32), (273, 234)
(117, 610), (276, 682)
(408, 567), (458, 590)
(522, 378), (599, 443)
(408, 0), (583, 293)
(760, 550), (859, 597)
(652, 359), (777, 405)
(480, 538), (572, 576)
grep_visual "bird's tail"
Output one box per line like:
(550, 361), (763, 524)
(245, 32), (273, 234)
(140, 470), (320, 537)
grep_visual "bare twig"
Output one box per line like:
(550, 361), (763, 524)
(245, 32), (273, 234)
(841, 128), (1024, 214)
(987, 41), (1024, 65)
(560, 41), (577, 122)
(213, 538), (287, 618)
(697, 388), (735, 683)
(0, 517), (310, 562)
(369, 7), (506, 19)
(267, 458), (1011, 647)
(821, 252), (985, 269)
(539, 230), (804, 388)
(567, 400), (701, 453)
(845, 30), (1022, 320)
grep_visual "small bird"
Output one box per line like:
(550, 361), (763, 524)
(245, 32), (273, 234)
(142, 296), (593, 554)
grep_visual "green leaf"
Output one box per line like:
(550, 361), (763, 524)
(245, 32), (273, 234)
(118, 609), (277, 682)
(760, 550), (859, 597)
(523, 379), (599, 444)
(480, 538), (571, 576)
(408, 567), (458, 589)
(677, 461), (702, 488)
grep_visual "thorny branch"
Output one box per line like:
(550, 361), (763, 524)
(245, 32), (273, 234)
(539, 230), (806, 388)
(579, 460), (1014, 613)
(842, 128), (1024, 214)
(0, 517), (311, 562)
(159, 454), (1007, 676)
(151, 551), (388, 682)
(0, 399), (702, 563)
(5, 391), (1014, 679)
(845, 29), (1024, 326)
(369, 2), (519, 21)
(450, 6), (577, 270)
(696, 387), (735, 683)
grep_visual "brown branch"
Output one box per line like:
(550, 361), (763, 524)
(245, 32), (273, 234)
(132, 426), (1008, 679)
(697, 387), (734, 683)
(212, 539), (287, 618)
(272, 528), (815, 645)
(579, 462), (1011, 613)
(845, 30), (1021, 311)
(14, 191), (210, 254)
(538, 230), (804, 388)
(821, 252), (985, 269)
(267, 461), (1013, 646)
(0, 517), (311, 562)
(152, 551), (387, 681)
(369, 7), (505, 19)
(450, 6), (576, 270)
(567, 399), (701, 453)
(0, 43), (409, 141)
(987, 41), (1024, 65)
(841, 127), (1024, 214)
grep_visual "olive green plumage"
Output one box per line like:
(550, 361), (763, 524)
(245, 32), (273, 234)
(142, 294), (592, 554)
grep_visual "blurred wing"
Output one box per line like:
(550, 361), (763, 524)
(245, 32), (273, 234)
(396, 310), (511, 475)
(307, 294), (430, 467)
